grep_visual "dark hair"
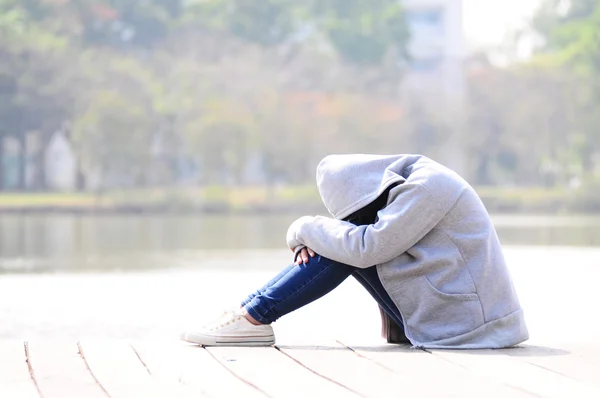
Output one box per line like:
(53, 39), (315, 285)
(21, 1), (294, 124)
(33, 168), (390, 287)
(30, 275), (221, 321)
(343, 183), (397, 226)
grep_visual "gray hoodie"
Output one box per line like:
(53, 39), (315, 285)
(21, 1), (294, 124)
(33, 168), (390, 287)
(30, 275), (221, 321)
(286, 154), (529, 348)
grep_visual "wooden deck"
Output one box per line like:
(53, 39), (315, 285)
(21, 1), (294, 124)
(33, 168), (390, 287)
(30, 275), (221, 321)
(2, 337), (600, 398)
(2, 246), (600, 397)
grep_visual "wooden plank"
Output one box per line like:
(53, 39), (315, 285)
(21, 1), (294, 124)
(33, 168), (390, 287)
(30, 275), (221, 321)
(27, 342), (107, 398)
(496, 345), (600, 387)
(78, 340), (193, 398)
(129, 342), (209, 398)
(431, 348), (600, 398)
(341, 340), (536, 398)
(0, 341), (40, 398)
(134, 341), (265, 398)
(206, 346), (359, 398)
(278, 342), (409, 398)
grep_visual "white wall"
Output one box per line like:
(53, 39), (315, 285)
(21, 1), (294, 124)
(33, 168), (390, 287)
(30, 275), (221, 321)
(402, 0), (466, 102)
(44, 131), (77, 191)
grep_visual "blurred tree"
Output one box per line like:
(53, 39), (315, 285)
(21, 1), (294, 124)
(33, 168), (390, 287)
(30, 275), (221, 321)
(184, 0), (298, 46)
(316, 0), (409, 65)
(184, 98), (257, 185)
(72, 89), (154, 189)
(533, 0), (600, 73)
(0, 0), (78, 190)
(184, 0), (409, 66)
(531, 0), (600, 178)
(79, 0), (183, 48)
(70, 50), (162, 189)
(0, 0), (417, 192)
(463, 53), (590, 187)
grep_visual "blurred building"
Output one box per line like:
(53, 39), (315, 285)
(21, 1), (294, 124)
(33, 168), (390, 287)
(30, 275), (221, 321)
(401, 0), (467, 175)
(44, 130), (77, 191)
(402, 0), (465, 102)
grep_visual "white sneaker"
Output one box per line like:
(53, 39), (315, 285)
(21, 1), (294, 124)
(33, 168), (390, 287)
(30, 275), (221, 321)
(180, 310), (275, 346)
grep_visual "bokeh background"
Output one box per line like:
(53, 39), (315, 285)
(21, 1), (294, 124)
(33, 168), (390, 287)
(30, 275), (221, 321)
(1, 0), (599, 211)
(0, 0), (599, 340)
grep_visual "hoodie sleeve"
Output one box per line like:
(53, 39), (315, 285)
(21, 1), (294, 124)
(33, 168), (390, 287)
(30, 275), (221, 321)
(286, 182), (454, 268)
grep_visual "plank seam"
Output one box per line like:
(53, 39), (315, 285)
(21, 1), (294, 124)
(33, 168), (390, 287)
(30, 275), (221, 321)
(24, 341), (44, 398)
(130, 344), (152, 375)
(517, 357), (582, 380)
(203, 347), (272, 398)
(337, 340), (540, 398)
(77, 341), (111, 398)
(335, 340), (400, 374)
(274, 345), (365, 398)
(497, 353), (600, 392)
(428, 351), (543, 398)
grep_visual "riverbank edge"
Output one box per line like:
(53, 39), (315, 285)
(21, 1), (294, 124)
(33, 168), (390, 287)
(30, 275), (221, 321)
(0, 186), (597, 214)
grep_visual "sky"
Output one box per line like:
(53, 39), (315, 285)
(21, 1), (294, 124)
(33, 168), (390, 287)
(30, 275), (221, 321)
(462, 0), (544, 57)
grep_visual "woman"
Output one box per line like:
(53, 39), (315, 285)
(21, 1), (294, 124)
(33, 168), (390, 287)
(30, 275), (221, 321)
(180, 154), (529, 348)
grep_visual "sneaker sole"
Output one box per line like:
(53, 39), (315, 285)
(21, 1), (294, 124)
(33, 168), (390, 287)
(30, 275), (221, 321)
(181, 332), (275, 347)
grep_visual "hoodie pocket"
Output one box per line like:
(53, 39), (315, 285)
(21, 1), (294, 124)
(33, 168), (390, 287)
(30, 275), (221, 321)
(424, 276), (479, 300)
(394, 276), (485, 342)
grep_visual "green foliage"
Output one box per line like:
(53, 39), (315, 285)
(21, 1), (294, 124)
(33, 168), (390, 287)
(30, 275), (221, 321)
(317, 0), (408, 64)
(186, 0), (298, 46)
(528, 0), (600, 182)
(72, 89), (154, 186)
(532, 1), (600, 82)
(184, 0), (408, 65)
(2, 0), (599, 198)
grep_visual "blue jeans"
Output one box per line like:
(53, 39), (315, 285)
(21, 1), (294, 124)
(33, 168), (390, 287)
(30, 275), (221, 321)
(241, 255), (405, 333)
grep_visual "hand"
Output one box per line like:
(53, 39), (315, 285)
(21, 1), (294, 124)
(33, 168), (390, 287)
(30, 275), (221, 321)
(295, 247), (316, 265)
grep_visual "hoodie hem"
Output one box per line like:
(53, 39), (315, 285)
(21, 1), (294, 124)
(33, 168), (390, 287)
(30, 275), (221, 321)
(407, 308), (529, 349)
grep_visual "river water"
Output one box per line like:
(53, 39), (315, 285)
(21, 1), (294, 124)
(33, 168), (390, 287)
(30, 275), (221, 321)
(1, 214), (600, 341)
(1, 214), (600, 273)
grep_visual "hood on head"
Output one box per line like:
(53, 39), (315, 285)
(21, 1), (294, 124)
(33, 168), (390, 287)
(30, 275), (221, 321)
(316, 154), (408, 220)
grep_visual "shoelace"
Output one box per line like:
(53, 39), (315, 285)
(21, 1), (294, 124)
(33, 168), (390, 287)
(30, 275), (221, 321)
(203, 310), (233, 329)
(206, 310), (243, 332)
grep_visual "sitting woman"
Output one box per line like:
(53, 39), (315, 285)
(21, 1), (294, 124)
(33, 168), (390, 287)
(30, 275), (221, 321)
(180, 154), (529, 349)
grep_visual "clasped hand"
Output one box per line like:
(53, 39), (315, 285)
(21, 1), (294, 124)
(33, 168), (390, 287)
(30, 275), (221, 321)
(293, 247), (316, 265)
